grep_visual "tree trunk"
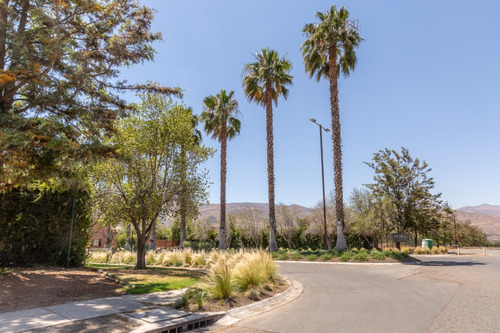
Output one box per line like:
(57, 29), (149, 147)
(219, 125), (228, 250)
(149, 222), (156, 250)
(328, 45), (347, 251)
(179, 147), (187, 250)
(105, 224), (112, 248)
(136, 231), (146, 270)
(265, 85), (278, 252)
(124, 224), (131, 251)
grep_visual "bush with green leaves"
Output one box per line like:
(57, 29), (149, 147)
(340, 251), (354, 262)
(306, 254), (318, 261)
(353, 251), (369, 262)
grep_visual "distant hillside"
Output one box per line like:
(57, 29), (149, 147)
(457, 204), (500, 241)
(458, 204), (500, 218)
(199, 203), (313, 222)
(199, 203), (500, 241)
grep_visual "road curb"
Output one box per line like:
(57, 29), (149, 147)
(275, 260), (417, 266)
(213, 276), (304, 327)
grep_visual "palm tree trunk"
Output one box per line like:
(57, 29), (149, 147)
(219, 125), (228, 250)
(265, 85), (278, 252)
(179, 146), (187, 250)
(328, 45), (347, 251)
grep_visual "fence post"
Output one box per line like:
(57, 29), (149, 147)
(66, 198), (76, 268)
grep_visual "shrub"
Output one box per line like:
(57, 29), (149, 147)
(353, 251), (369, 262)
(290, 252), (303, 261)
(401, 247), (411, 254)
(370, 251), (386, 260)
(340, 251), (354, 262)
(277, 253), (289, 260)
(320, 253), (333, 261)
(306, 254), (318, 261)
(244, 288), (260, 301)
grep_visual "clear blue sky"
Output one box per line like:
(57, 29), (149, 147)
(121, 0), (500, 209)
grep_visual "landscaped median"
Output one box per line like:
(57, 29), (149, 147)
(87, 249), (287, 312)
(270, 247), (420, 263)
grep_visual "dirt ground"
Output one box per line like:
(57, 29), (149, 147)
(0, 266), (125, 314)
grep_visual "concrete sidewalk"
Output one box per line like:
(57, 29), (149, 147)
(0, 278), (302, 333)
(0, 289), (207, 333)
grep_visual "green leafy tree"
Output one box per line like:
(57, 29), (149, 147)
(243, 48), (293, 251)
(201, 89), (241, 250)
(364, 147), (441, 249)
(348, 188), (392, 249)
(92, 93), (212, 269)
(0, 0), (179, 189)
(301, 5), (363, 250)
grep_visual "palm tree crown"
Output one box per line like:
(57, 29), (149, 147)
(201, 89), (240, 250)
(202, 90), (241, 142)
(242, 48), (293, 252)
(243, 48), (293, 106)
(301, 5), (362, 80)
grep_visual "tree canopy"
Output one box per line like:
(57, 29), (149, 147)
(0, 0), (179, 189)
(92, 93), (212, 269)
(364, 147), (441, 242)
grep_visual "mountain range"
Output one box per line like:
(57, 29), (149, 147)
(199, 203), (500, 241)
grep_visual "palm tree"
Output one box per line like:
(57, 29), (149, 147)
(179, 108), (202, 250)
(243, 48), (293, 252)
(201, 89), (241, 250)
(300, 5), (362, 250)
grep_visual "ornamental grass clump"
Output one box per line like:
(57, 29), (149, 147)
(414, 247), (423, 254)
(183, 248), (194, 266)
(208, 258), (235, 299)
(163, 250), (184, 267)
(89, 251), (108, 263)
(440, 247), (448, 254)
(145, 250), (156, 265)
(233, 254), (263, 290)
(423, 246), (431, 254)
(193, 250), (207, 268)
(432, 247), (439, 254)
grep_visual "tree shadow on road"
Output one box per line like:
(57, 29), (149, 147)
(420, 261), (486, 267)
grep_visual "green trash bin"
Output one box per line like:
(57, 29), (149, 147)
(422, 239), (433, 250)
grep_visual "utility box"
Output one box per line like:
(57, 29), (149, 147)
(422, 239), (433, 250)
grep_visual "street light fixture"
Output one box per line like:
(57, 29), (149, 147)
(310, 118), (331, 250)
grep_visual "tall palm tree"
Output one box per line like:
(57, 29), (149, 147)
(300, 5), (362, 250)
(243, 48), (293, 252)
(179, 108), (202, 250)
(201, 89), (241, 250)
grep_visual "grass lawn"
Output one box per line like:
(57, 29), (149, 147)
(86, 264), (204, 294)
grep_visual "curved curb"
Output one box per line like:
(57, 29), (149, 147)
(275, 260), (419, 266)
(211, 277), (304, 327)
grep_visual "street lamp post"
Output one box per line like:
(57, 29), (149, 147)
(310, 118), (331, 250)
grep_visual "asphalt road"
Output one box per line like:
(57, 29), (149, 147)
(227, 249), (500, 333)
